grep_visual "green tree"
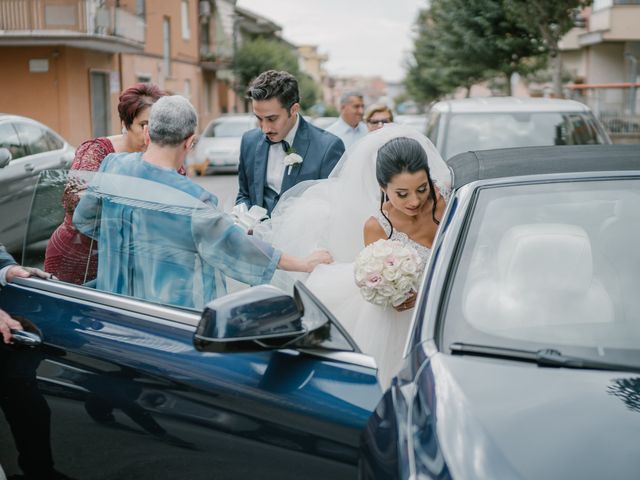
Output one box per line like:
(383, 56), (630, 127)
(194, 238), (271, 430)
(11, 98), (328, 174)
(233, 37), (321, 113)
(503, 0), (591, 97)
(233, 37), (299, 94)
(297, 73), (320, 112)
(406, 0), (545, 100)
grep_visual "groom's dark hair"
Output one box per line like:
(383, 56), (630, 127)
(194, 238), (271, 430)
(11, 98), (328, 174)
(246, 70), (300, 111)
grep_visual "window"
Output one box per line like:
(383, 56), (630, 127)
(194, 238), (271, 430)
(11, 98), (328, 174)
(44, 130), (63, 150)
(14, 122), (50, 155)
(0, 122), (27, 160)
(184, 79), (191, 99)
(135, 0), (146, 17)
(181, 0), (191, 40)
(90, 72), (110, 138)
(163, 17), (172, 77)
(443, 179), (640, 367)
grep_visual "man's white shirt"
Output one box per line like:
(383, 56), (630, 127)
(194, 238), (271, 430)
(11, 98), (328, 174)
(326, 116), (367, 149)
(266, 114), (300, 194)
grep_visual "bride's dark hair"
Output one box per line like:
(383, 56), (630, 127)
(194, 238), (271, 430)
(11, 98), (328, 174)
(376, 137), (439, 238)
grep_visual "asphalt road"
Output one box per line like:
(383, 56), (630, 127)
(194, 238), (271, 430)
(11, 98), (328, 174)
(191, 172), (239, 212)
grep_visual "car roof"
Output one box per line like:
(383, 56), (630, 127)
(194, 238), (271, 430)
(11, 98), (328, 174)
(0, 113), (46, 123)
(431, 96), (592, 113)
(448, 145), (640, 189)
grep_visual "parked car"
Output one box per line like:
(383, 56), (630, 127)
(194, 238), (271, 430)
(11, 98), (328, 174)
(425, 96), (611, 160)
(186, 114), (257, 175)
(0, 113), (74, 252)
(2, 144), (640, 479)
(394, 114), (428, 134)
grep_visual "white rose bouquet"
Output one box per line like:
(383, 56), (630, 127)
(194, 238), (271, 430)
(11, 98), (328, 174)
(354, 239), (421, 308)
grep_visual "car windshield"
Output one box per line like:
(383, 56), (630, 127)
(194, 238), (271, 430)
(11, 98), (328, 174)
(443, 112), (607, 159)
(203, 118), (254, 138)
(442, 177), (640, 367)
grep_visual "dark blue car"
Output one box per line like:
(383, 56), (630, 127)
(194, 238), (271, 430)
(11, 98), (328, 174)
(2, 145), (640, 479)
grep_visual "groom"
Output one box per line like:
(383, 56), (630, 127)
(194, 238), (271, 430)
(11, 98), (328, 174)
(236, 70), (345, 215)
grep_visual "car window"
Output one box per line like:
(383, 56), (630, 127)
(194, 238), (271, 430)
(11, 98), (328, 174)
(0, 122), (28, 160)
(203, 118), (255, 138)
(44, 129), (64, 150)
(426, 111), (440, 143)
(442, 178), (640, 365)
(442, 112), (607, 159)
(14, 121), (52, 155)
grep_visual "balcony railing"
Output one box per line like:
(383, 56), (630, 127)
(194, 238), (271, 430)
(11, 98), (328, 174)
(569, 83), (640, 141)
(0, 0), (144, 48)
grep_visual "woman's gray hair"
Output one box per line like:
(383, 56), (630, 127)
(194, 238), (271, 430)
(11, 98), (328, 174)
(148, 95), (197, 146)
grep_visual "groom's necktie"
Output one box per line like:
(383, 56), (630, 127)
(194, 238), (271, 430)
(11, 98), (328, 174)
(266, 138), (290, 152)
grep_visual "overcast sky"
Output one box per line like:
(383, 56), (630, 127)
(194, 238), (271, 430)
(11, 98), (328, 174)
(235, 0), (425, 82)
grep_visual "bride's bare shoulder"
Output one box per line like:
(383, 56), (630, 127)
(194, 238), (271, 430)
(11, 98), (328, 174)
(364, 216), (386, 245)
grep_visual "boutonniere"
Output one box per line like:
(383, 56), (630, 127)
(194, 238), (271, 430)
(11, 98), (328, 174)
(283, 147), (303, 175)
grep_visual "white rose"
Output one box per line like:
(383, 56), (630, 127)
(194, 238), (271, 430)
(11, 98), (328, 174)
(400, 259), (418, 275)
(383, 267), (401, 282)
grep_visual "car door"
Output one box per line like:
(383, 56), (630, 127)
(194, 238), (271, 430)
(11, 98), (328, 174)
(0, 120), (73, 252)
(0, 121), (35, 251)
(0, 170), (381, 480)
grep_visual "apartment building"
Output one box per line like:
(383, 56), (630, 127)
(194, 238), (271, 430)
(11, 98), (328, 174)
(0, 0), (281, 146)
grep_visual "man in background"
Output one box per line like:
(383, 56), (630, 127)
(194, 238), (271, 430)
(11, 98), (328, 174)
(326, 91), (367, 148)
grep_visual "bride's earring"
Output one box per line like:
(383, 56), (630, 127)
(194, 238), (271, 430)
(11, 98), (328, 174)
(121, 126), (127, 135)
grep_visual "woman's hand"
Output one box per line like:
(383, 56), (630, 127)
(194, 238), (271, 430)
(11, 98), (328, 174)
(304, 250), (334, 272)
(278, 250), (334, 273)
(6, 266), (55, 283)
(394, 290), (417, 312)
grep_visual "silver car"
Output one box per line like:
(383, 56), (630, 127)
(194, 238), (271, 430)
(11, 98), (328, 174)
(426, 97), (612, 160)
(0, 114), (74, 252)
(187, 114), (257, 174)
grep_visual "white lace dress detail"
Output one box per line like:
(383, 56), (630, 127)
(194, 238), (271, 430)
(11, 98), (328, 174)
(376, 211), (432, 270)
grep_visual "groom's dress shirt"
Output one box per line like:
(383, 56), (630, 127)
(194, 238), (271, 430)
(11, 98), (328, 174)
(266, 114), (300, 194)
(326, 117), (367, 149)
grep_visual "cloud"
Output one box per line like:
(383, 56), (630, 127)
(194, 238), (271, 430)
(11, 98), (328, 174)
(236, 0), (422, 81)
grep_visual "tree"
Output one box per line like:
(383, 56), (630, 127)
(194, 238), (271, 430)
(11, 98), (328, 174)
(503, 0), (591, 97)
(233, 37), (299, 95)
(406, 0), (545, 100)
(233, 37), (320, 113)
(297, 73), (320, 112)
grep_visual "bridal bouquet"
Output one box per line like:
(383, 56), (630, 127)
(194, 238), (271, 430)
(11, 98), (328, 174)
(354, 239), (421, 307)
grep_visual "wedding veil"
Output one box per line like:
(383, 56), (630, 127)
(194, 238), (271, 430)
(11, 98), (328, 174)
(257, 124), (452, 264)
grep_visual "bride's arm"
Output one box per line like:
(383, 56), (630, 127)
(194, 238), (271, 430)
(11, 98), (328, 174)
(363, 216), (387, 246)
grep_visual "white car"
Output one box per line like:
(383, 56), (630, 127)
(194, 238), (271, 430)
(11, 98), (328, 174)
(0, 113), (75, 252)
(394, 114), (428, 134)
(187, 114), (257, 174)
(425, 97), (611, 160)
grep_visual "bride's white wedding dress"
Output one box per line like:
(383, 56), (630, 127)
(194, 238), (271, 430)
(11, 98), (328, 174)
(259, 125), (452, 389)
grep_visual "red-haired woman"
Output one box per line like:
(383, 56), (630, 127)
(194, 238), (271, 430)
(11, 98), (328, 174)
(44, 83), (169, 284)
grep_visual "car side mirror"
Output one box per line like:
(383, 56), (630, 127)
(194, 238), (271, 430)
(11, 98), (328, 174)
(194, 284), (306, 353)
(0, 147), (11, 168)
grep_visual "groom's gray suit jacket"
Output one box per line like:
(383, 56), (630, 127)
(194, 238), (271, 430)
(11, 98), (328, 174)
(235, 115), (345, 215)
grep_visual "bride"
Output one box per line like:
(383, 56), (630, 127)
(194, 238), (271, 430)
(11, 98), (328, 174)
(260, 125), (451, 388)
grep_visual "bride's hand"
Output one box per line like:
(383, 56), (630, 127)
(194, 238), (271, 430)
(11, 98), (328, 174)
(304, 249), (333, 272)
(394, 290), (417, 312)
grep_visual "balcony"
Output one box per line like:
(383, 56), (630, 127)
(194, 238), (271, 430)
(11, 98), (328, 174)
(581, 1), (640, 45)
(0, 0), (145, 53)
